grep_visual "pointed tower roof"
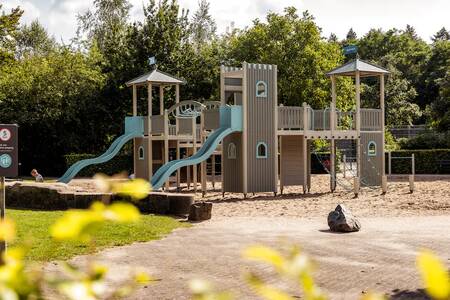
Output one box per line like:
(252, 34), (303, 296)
(126, 69), (184, 86)
(326, 58), (389, 77)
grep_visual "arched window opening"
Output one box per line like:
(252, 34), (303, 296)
(368, 141), (377, 156)
(138, 146), (145, 160)
(256, 81), (267, 98)
(227, 143), (236, 159)
(256, 142), (268, 159)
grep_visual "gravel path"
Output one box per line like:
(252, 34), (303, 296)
(48, 215), (450, 300)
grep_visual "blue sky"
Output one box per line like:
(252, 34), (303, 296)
(3, 0), (450, 42)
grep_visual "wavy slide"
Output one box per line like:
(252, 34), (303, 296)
(151, 126), (237, 189)
(58, 131), (142, 183)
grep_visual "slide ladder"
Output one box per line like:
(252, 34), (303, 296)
(58, 117), (144, 183)
(151, 105), (242, 190)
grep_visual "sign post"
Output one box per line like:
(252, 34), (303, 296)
(0, 124), (18, 256)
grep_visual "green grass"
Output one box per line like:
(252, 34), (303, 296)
(8, 209), (189, 261)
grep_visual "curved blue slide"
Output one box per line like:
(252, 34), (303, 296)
(58, 116), (144, 183)
(151, 126), (237, 189)
(151, 105), (242, 190)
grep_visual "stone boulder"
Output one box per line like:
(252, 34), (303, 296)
(188, 202), (212, 221)
(327, 204), (361, 232)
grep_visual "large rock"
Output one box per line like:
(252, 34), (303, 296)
(327, 204), (361, 232)
(188, 202), (212, 221)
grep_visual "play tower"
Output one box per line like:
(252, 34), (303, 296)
(59, 59), (389, 197)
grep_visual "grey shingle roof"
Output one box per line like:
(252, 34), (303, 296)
(326, 59), (390, 77)
(126, 69), (184, 86)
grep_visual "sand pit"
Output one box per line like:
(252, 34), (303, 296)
(193, 175), (450, 218)
(67, 174), (450, 218)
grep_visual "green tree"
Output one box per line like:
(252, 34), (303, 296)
(345, 28), (357, 43)
(226, 8), (352, 110)
(0, 4), (23, 63)
(356, 27), (432, 125)
(0, 47), (106, 174)
(190, 0), (217, 51)
(15, 20), (56, 58)
(432, 27), (450, 42)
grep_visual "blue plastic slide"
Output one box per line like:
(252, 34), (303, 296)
(58, 116), (144, 183)
(151, 105), (242, 190)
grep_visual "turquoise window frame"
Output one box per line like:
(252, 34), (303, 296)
(256, 81), (267, 98)
(256, 142), (268, 159)
(368, 141), (377, 156)
(138, 146), (145, 160)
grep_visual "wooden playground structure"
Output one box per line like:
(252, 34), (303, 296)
(124, 59), (390, 197)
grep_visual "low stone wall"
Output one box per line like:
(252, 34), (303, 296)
(5, 182), (194, 216)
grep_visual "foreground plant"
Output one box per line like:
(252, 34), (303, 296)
(417, 250), (450, 300)
(0, 175), (152, 299)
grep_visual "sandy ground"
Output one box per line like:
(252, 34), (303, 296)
(195, 175), (450, 218)
(46, 175), (450, 299)
(67, 175), (450, 218)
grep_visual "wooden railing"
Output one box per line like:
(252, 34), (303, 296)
(278, 106), (359, 131)
(150, 115), (165, 134)
(278, 106), (303, 129)
(203, 108), (220, 130)
(361, 109), (382, 131)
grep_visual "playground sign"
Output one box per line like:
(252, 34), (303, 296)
(343, 45), (358, 55)
(0, 125), (18, 177)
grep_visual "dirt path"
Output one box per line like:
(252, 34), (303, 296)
(50, 215), (450, 300)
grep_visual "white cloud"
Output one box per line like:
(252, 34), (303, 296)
(6, 0), (450, 42)
(4, 0), (41, 23)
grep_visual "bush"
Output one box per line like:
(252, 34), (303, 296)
(64, 153), (133, 177)
(386, 149), (450, 174)
(398, 131), (450, 149)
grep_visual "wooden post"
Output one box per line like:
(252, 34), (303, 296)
(388, 151), (392, 175)
(280, 137), (283, 194)
(303, 102), (309, 193)
(380, 74), (386, 181)
(211, 154), (216, 190)
(354, 176), (360, 198)
(242, 62), (248, 198)
(410, 153), (415, 193)
(175, 84), (180, 190)
(220, 66), (225, 196)
(133, 85), (138, 176)
(355, 71), (361, 183)
(382, 175), (387, 194)
(187, 153), (191, 190)
(0, 176), (5, 257)
(164, 109), (169, 189)
(307, 140), (311, 192)
(159, 85), (164, 115)
(132, 85), (137, 116)
(192, 116), (197, 193)
(273, 65), (278, 195)
(201, 112), (206, 196)
(147, 83), (153, 181)
(330, 75), (337, 192)
(343, 154), (347, 178)
(330, 139), (336, 192)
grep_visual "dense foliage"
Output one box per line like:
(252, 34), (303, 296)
(386, 149), (450, 174)
(0, 1), (449, 175)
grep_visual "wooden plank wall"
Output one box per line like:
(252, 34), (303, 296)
(222, 133), (243, 192)
(246, 64), (277, 193)
(280, 136), (305, 186)
(361, 132), (383, 186)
